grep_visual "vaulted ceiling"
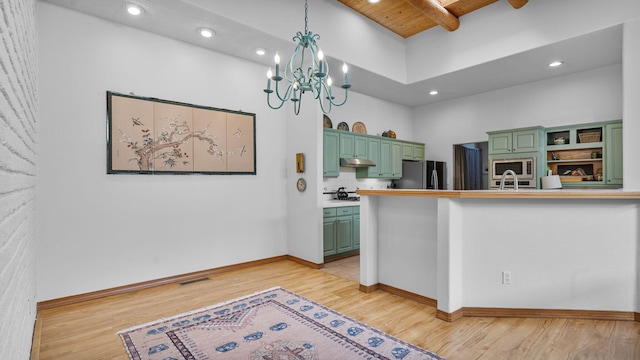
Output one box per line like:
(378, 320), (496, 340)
(338, 0), (528, 37)
(38, 0), (622, 108)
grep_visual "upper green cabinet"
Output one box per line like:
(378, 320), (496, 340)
(605, 122), (623, 185)
(401, 142), (425, 161)
(356, 137), (400, 179)
(324, 129), (423, 179)
(544, 120), (622, 188)
(356, 137), (381, 178)
(339, 133), (368, 159)
(391, 141), (403, 178)
(488, 127), (543, 155)
(323, 130), (339, 177)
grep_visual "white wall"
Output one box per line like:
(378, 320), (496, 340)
(366, 196), (638, 312)
(378, 197), (438, 299)
(461, 199), (637, 311)
(413, 64), (623, 189)
(285, 86), (414, 264)
(0, 0), (38, 358)
(37, 3), (289, 301)
(623, 18), (640, 314)
(406, 0), (640, 82)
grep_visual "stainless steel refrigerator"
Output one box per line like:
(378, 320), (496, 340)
(393, 160), (447, 190)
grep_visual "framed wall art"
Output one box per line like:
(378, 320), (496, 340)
(107, 92), (256, 175)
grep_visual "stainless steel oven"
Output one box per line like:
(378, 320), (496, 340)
(490, 157), (536, 188)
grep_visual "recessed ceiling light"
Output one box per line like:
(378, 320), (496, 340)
(548, 61), (564, 67)
(199, 28), (215, 38)
(255, 48), (267, 56)
(124, 3), (142, 16)
(429, 90), (439, 95)
(368, 0), (381, 3)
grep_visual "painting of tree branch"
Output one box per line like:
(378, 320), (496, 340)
(107, 92), (256, 175)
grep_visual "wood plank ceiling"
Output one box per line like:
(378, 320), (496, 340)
(338, 0), (528, 38)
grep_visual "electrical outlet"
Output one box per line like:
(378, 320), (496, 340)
(502, 271), (511, 285)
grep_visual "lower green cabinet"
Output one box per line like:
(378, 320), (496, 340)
(335, 215), (353, 253)
(323, 206), (359, 258)
(323, 218), (337, 256)
(353, 212), (360, 249)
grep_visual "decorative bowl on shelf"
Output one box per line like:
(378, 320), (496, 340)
(553, 137), (565, 145)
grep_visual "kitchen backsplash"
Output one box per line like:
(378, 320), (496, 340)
(323, 168), (391, 195)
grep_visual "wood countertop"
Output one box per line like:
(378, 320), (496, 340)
(356, 189), (640, 199)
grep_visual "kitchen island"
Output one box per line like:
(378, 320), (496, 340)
(356, 189), (640, 322)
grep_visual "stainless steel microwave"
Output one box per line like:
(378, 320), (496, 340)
(490, 157), (536, 188)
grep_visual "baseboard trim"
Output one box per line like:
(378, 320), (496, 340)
(355, 284), (635, 323)
(378, 283), (437, 308)
(287, 255), (323, 269)
(462, 307), (635, 321)
(36, 257), (640, 324)
(359, 283), (379, 293)
(437, 309), (463, 322)
(37, 255), (289, 311)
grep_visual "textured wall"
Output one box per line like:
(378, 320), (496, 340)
(0, 0), (38, 358)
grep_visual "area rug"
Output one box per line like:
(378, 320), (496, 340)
(118, 286), (444, 359)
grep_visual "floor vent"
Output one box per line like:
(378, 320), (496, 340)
(179, 277), (210, 286)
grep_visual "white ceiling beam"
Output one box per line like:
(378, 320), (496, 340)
(404, 0), (460, 32)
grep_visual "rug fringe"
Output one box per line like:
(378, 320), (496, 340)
(116, 286), (283, 334)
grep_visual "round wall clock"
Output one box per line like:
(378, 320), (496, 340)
(296, 178), (307, 192)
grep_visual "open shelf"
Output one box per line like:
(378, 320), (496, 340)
(546, 147), (603, 183)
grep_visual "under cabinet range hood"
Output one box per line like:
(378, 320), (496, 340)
(340, 158), (376, 167)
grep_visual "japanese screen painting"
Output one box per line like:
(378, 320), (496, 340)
(107, 92), (256, 175)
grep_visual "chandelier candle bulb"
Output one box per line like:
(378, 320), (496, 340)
(317, 50), (324, 77)
(273, 53), (282, 81)
(342, 62), (349, 87)
(265, 68), (272, 92)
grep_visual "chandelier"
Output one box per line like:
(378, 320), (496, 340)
(264, 0), (351, 115)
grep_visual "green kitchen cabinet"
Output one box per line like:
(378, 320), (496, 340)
(339, 133), (368, 159)
(335, 215), (354, 253)
(391, 141), (403, 178)
(605, 122), (623, 185)
(413, 143), (425, 160)
(357, 138), (403, 179)
(488, 127), (543, 155)
(379, 139), (393, 178)
(323, 218), (337, 257)
(323, 206), (359, 258)
(325, 129), (423, 179)
(402, 142), (425, 161)
(353, 212), (360, 250)
(544, 120), (621, 188)
(323, 130), (339, 177)
(356, 137), (381, 178)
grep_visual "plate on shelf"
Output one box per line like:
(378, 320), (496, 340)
(323, 115), (332, 128)
(337, 122), (349, 131)
(352, 121), (367, 134)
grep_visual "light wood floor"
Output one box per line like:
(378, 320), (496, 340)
(33, 259), (639, 359)
(320, 255), (360, 282)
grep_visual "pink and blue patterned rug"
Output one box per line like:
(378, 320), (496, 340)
(118, 286), (444, 359)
